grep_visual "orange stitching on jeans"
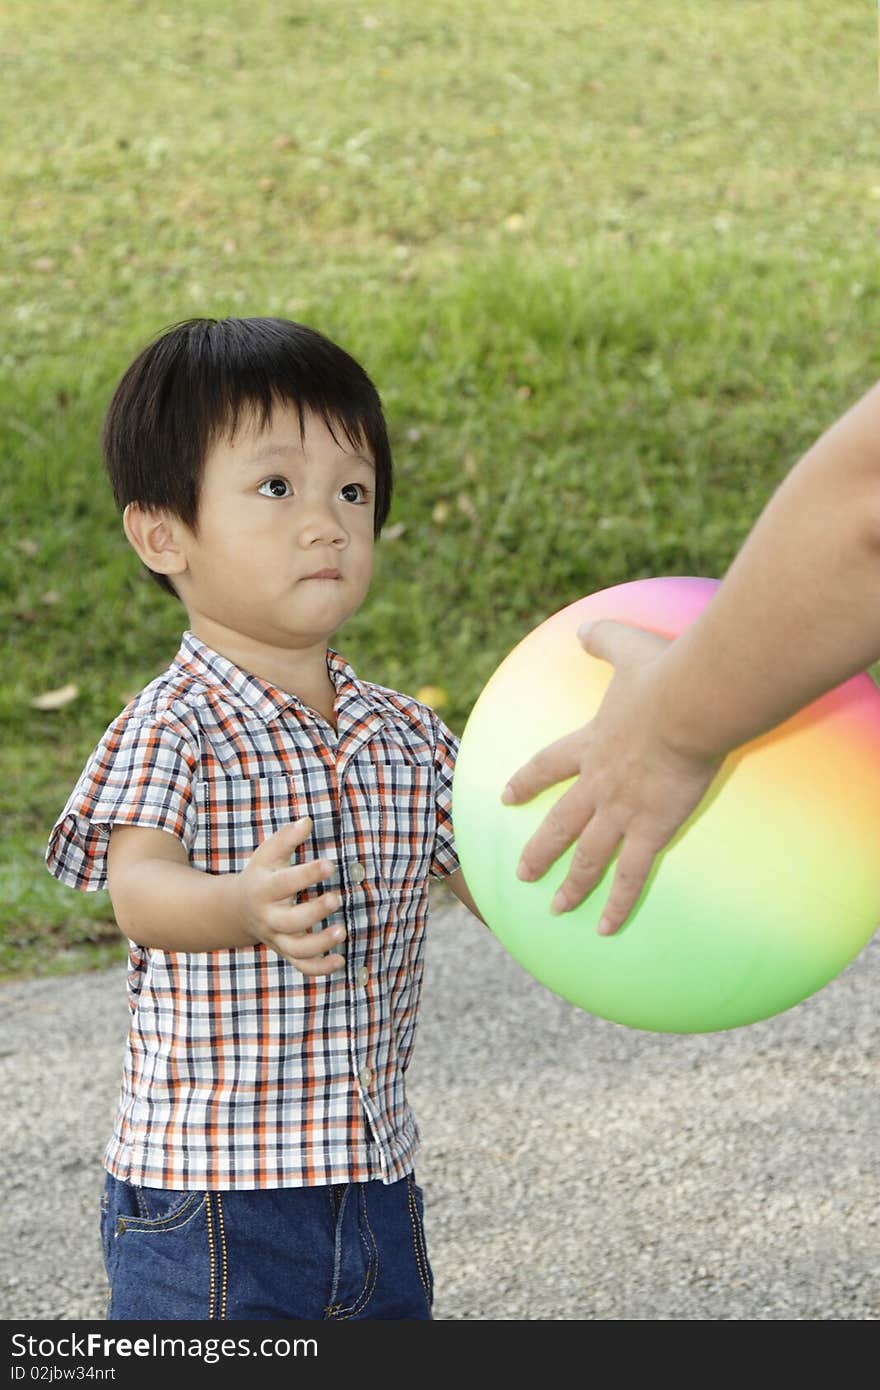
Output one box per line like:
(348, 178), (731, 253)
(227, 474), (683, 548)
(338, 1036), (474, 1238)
(206, 1195), (216, 1319)
(216, 1194), (228, 1320)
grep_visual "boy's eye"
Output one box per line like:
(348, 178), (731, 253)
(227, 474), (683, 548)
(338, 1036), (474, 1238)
(258, 477), (292, 499)
(340, 482), (369, 504)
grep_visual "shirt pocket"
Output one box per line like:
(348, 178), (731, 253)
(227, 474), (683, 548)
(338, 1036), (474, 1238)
(371, 763), (435, 899)
(192, 774), (307, 873)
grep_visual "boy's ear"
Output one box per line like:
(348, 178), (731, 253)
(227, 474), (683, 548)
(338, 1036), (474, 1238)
(122, 503), (189, 579)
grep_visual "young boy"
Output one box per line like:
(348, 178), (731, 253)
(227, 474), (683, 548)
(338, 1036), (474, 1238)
(45, 316), (482, 1321)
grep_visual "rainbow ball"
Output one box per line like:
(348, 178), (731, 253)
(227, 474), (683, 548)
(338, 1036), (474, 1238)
(453, 576), (880, 1033)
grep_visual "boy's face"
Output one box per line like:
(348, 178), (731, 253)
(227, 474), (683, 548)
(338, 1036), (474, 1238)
(173, 405), (376, 650)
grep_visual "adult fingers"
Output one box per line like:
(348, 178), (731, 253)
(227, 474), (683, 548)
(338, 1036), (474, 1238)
(550, 819), (658, 928)
(502, 727), (585, 808)
(594, 835), (662, 935)
(515, 778), (596, 882)
(547, 812), (624, 914)
(503, 622), (671, 810)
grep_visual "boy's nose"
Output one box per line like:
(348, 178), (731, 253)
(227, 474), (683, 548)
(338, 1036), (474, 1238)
(297, 501), (348, 548)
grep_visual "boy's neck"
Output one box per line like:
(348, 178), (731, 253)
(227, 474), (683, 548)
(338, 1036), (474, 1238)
(188, 618), (338, 729)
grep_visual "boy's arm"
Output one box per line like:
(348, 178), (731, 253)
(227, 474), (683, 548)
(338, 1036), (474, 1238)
(107, 817), (347, 974)
(443, 869), (486, 924)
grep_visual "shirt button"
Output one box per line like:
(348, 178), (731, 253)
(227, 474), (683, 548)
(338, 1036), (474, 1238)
(349, 861), (366, 884)
(357, 966), (369, 987)
(358, 1066), (372, 1088)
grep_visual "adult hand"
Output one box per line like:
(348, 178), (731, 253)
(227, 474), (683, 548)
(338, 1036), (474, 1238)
(501, 621), (723, 934)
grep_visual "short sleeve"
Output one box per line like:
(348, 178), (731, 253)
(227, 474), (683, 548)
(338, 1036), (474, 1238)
(45, 714), (198, 892)
(429, 712), (460, 879)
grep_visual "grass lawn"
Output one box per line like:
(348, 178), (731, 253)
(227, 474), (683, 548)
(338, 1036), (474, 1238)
(3, 0), (880, 975)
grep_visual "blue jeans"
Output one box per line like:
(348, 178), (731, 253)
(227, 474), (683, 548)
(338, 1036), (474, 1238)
(100, 1172), (434, 1320)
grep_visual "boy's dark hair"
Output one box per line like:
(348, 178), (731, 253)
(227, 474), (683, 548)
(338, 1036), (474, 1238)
(102, 316), (393, 599)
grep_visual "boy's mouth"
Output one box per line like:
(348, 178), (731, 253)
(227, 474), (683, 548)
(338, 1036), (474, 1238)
(302, 568), (342, 581)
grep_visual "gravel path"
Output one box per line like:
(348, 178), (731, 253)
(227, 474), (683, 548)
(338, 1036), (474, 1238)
(2, 890), (879, 1320)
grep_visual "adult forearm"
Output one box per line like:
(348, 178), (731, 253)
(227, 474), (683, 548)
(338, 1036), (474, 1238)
(110, 858), (250, 951)
(657, 379), (880, 760)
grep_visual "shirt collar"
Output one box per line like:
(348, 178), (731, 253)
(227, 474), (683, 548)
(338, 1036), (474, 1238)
(172, 630), (379, 727)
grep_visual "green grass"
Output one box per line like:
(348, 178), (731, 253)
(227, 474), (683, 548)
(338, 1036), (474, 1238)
(3, 0), (880, 975)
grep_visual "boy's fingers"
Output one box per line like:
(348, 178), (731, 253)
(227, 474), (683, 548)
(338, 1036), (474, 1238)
(265, 934), (347, 975)
(276, 919), (345, 953)
(291, 953), (347, 977)
(264, 920), (346, 962)
(270, 860), (336, 904)
(272, 891), (344, 933)
(252, 816), (314, 865)
(501, 728), (585, 807)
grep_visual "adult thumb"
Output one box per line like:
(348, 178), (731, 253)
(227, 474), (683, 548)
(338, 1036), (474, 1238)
(577, 617), (671, 668)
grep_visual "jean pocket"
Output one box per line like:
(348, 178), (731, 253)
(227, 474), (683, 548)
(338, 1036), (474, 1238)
(406, 1174), (434, 1309)
(105, 1180), (215, 1320)
(121, 1184), (205, 1230)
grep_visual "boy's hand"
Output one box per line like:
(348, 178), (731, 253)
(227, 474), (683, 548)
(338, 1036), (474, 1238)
(235, 817), (346, 974)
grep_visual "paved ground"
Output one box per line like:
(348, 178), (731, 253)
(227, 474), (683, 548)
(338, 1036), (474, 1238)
(2, 890), (879, 1320)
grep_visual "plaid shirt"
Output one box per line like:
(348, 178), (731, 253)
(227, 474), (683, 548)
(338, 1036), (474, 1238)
(46, 632), (460, 1190)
